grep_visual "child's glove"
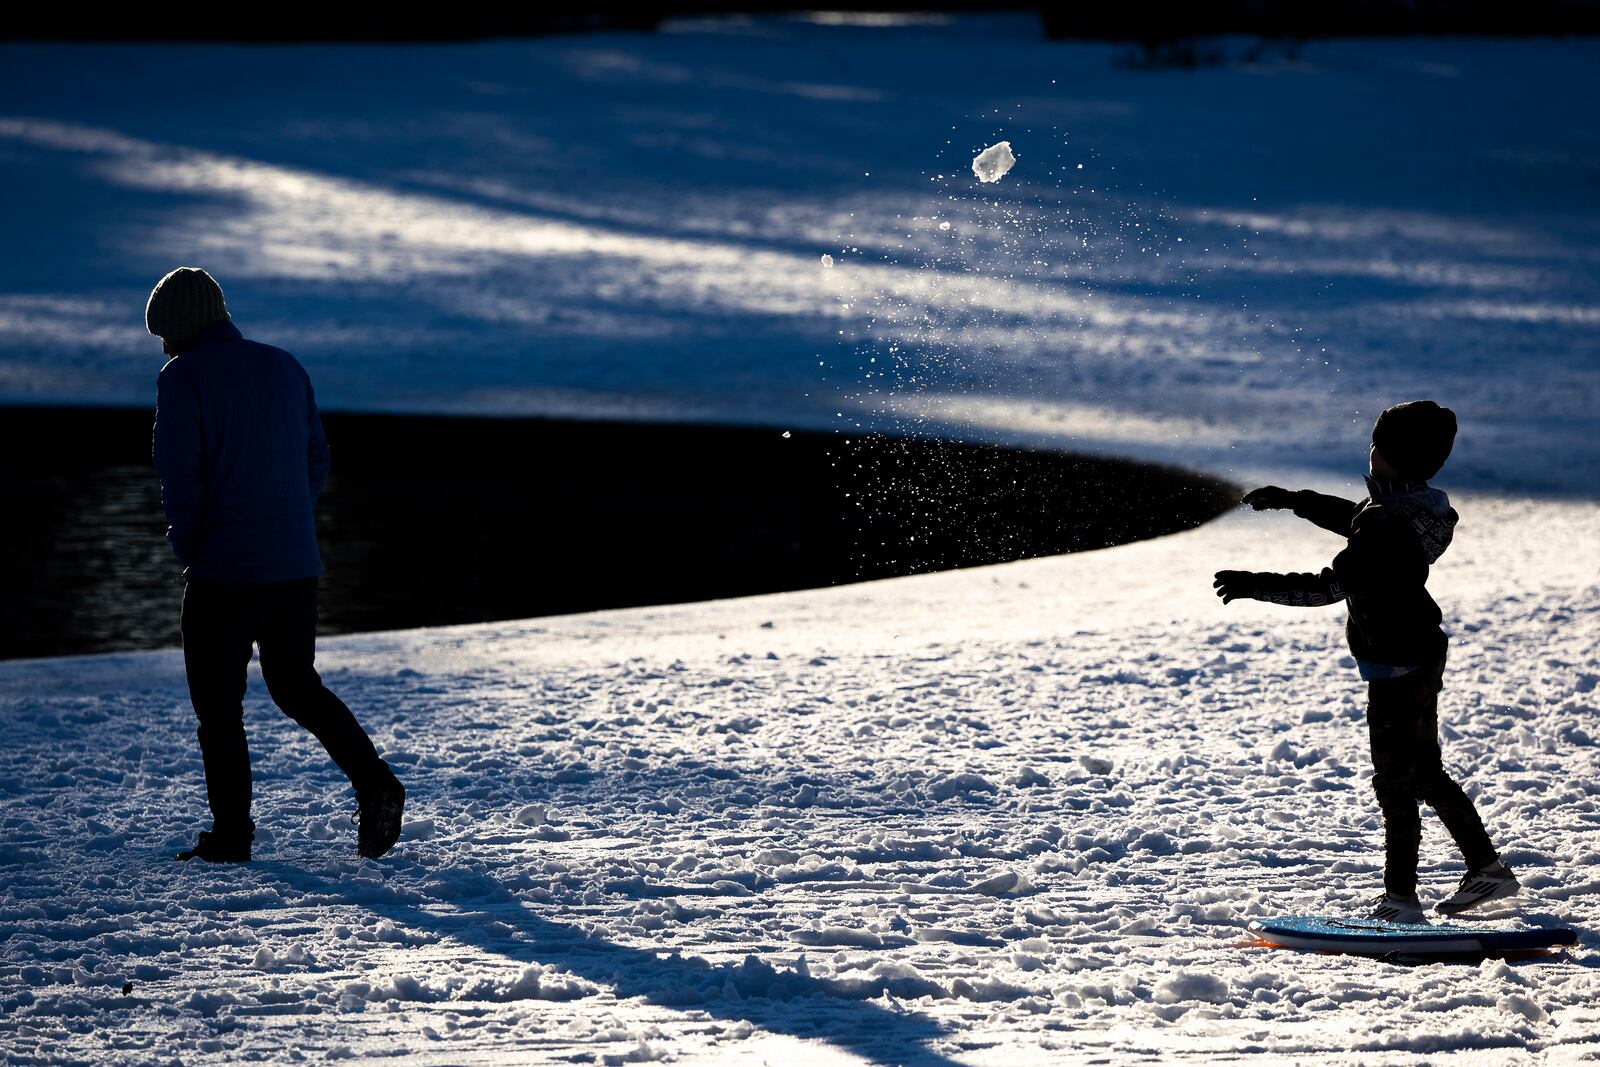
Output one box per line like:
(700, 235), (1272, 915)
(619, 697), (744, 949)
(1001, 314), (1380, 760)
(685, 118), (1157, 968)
(1241, 486), (1294, 511)
(1212, 570), (1261, 604)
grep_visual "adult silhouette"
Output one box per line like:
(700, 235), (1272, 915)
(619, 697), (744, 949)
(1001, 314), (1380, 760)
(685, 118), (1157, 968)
(148, 266), (404, 862)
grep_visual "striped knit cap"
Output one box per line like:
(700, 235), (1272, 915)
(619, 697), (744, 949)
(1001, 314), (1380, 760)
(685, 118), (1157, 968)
(145, 267), (229, 348)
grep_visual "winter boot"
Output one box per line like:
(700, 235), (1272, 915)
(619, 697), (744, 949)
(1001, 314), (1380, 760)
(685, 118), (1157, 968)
(356, 772), (405, 859)
(1437, 861), (1520, 916)
(1366, 891), (1426, 924)
(176, 828), (252, 863)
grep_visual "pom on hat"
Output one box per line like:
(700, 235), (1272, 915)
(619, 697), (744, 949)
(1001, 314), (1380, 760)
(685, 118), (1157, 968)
(1372, 400), (1457, 481)
(145, 267), (229, 348)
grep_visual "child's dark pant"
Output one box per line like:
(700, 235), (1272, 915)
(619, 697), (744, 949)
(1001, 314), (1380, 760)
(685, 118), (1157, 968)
(1367, 654), (1497, 896)
(181, 577), (388, 838)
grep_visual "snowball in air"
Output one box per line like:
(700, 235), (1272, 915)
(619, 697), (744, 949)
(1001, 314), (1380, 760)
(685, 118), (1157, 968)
(820, 253), (835, 268)
(972, 141), (1016, 184)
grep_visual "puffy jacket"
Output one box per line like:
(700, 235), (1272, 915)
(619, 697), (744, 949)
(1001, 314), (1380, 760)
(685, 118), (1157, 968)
(1243, 477), (1457, 667)
(152, 320), (329, 582)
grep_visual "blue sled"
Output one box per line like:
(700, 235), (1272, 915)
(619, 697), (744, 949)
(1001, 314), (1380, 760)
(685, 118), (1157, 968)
(1250, 916), (1578, 957)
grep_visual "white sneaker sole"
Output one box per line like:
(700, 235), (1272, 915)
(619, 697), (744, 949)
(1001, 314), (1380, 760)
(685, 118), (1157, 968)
(1369, 910), (1427, 925)
(1437, 879), (1519, 916)
(1368, 901), (1427, 924)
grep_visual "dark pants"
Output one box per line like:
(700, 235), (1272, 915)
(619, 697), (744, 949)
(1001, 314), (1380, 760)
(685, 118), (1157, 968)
(181, 577), (387, 838)
(1367, 655), (1497, 896)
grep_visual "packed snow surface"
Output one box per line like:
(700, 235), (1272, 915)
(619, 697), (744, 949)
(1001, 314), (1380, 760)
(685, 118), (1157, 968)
(970, 141), (1016, 184)
(3, 14), (1599, 1066)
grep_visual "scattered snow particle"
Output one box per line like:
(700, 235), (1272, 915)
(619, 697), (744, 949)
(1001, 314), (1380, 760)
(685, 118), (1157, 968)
(754, 848), (801, 866)
(1133, 830), (1175, 854)
(367, 920), (436, 946)
(1500, 994), (1548, 1023)
(972, 141), (1016, 183)
(929, 772), (998, 800)
(502, 964), (596, 1002)
(185, 990), (238, 1017)
(820, 253), (834, 268)
(252, 944), (316, 970)
(1153, 971), (1230, 1005)
(939, 220), (952, 231)
(1120, 915), (1158, 935)
(780, 431), (791, 439)
(603, 1036), (665, 1065)
(1010, 766), (1049, 787)
(792, 925), (883, 948)
(951, 975), (1036, 1002)
(973, 870), (1033, 896)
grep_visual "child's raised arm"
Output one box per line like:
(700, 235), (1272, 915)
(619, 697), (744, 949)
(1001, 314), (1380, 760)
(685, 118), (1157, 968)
(1241, 485), (1360, 536)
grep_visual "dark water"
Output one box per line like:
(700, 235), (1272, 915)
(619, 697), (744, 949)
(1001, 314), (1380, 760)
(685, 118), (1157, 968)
(0, 407), (1237, 660)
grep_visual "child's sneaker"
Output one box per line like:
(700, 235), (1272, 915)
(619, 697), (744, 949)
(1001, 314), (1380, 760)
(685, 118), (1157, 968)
(1437, 861), (1519, 916)
(1366, 892), (1427, 924)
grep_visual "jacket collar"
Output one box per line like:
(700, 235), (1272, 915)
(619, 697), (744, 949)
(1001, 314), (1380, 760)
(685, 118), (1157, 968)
(1363, 474), (1457, 564)
(174, 318), (241, 354)
(1364, 474), (1429, 500)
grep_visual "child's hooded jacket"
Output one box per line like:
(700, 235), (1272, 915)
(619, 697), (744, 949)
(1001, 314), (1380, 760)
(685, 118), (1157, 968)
(1246, 477), (1458, 667)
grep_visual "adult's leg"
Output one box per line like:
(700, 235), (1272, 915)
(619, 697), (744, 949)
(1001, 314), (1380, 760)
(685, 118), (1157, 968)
(1367, 671), (1429, 897)
(256, 578), (389, 794)
(1409, 658), (1499, 871)
(181, 580), (258, 838)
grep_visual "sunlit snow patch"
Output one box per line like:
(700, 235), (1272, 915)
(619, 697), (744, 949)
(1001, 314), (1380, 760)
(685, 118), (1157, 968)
(972, 141), (1016, 183)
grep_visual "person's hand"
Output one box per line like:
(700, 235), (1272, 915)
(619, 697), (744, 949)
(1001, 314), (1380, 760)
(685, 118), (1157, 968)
(1213, 570), (1257, 604)
(1241, 486), (1293, 511)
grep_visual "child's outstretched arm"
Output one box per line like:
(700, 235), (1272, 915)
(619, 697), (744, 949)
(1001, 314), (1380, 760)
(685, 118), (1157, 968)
(1241, 485), (1360, 536)
(1214, 509), (1395, 609)
(1213, 567), (1346, 608)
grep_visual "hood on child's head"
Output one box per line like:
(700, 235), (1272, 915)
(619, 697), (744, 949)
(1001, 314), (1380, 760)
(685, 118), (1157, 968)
(1368, 478), (1458, 564)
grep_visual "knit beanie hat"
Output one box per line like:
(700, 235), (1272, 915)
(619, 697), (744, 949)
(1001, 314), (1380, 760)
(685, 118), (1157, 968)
(145, 267), (229, 348)
(1372, 400), (1457, 481)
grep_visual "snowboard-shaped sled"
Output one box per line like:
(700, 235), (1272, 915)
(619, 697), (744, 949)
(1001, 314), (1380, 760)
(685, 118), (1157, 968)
(1249, 916), (1577, 958)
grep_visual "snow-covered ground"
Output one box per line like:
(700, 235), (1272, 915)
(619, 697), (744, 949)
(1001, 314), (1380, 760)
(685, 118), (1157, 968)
(2, 15), (1598, 1065)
